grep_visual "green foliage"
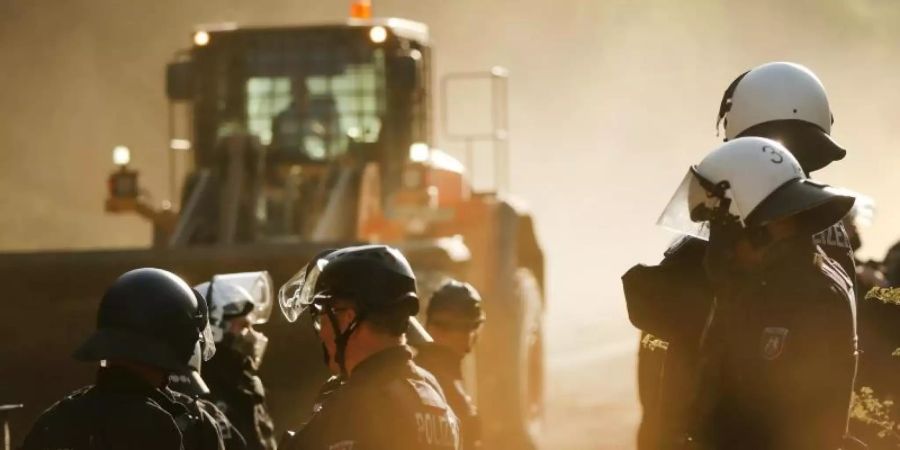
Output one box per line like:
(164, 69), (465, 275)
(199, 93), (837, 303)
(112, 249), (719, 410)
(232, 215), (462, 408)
(866, 287), (900, 306)
(641, 333), (669, 352)
(850, 386), (900, 442)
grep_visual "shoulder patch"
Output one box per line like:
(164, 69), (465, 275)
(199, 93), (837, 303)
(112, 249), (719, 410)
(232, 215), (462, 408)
(760, 327), (789, 360)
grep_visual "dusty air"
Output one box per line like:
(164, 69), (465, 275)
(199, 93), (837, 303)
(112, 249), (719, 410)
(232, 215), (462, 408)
(2, 1), (900, 449)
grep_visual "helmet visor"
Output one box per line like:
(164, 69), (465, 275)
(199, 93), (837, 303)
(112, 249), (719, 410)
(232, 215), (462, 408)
(207, 271), (274, 325)
(195, 290), (217, 362)
(656, 169), (713, 240)
(278, 258), (328, 323)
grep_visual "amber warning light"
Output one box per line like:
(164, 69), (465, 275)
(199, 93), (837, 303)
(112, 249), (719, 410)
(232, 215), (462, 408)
(350, 0), (372, 19)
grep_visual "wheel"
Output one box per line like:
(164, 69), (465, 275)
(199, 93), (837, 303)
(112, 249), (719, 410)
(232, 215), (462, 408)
(479, 268), (545, 450)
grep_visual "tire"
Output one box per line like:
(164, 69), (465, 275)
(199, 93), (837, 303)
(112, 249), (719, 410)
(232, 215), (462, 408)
(480, 268), (545, 450)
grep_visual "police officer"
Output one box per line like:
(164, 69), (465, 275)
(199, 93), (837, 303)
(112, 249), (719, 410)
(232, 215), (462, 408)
(661, 137), (857, 449)
(416, 280), (485, 450)
(623, 61), (854, 449)
(195, 272), (278, 450)
(22, 268), (226, 450)
(278, 245), (461, 450)
(270, 77), (337, 161)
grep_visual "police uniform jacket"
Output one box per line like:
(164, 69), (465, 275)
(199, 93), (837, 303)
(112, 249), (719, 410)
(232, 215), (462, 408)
(692, 236), (857, 450)
(22, 366), (225, 450)
(287, 345), (461, 450)
(204, 344), (277, 450)
(622, 222), (855, 448)
(415, 343), (482, 450)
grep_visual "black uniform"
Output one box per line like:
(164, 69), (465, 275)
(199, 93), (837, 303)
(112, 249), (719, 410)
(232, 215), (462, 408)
(22, 366), (225, 450)
(197, 397), (249, 450)
(416, 342), (482, 450)
(203, 343), (277, 450)
(690, 237), (857, 450)
(623, 237), (713, 449)
(623, 222), (855, 448)
(285, 345), (460, 450)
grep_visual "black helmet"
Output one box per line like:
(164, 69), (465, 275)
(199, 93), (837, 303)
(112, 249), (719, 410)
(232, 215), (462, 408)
(315, 245), (419, 313)
(426, 280), (485, 330)
(74, 268), (215, 373)
(279, 245), (418, 376)
(279, 245), (419, 322)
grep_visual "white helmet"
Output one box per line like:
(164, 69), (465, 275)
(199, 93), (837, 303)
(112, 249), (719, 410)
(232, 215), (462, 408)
(195, 271), (273, 365)
(658, 137), (854, 239)
(717, 62), (846, 173)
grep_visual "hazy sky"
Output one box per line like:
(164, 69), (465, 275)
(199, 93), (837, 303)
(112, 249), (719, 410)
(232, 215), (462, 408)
(3, 0), (900, 340)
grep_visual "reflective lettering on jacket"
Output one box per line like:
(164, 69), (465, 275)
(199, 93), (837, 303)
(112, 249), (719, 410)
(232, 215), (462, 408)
(415, 412), (458, 446)
(814, 222), (851, 250)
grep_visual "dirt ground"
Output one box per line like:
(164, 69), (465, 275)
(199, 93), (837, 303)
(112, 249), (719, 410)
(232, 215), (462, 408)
(540, 306), (641, 449)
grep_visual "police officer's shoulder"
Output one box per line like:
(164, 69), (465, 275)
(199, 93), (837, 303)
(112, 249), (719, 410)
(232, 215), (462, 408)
(26, 385), (185, 450)
(369, 367), (460, 449)
(662, 235), (708, 263)
(22, 386), (93, 446)
(35, 385), (93, 416)
(104, 395), (187, 448)
(374, 364), (450, 413)
(784, 249), (855, 307)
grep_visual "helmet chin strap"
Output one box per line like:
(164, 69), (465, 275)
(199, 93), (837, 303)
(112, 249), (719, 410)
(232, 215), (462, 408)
(323, 307), (367, 378)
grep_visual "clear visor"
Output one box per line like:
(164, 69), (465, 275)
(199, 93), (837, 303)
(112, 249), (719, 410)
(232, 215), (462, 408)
(278, 258), (329, 323)
(200, 323), (216, 362)
(189, 340), (205, 371)
(208, 271), (274, 325)
(193, 288), (217, 362)
(831, 187), (876, 228)
(853, 194), (876, 228)
(656, 169), (714, 240)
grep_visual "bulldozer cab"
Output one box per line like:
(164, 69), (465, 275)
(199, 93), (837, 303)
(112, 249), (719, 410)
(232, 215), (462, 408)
(164, 20), (431, 245)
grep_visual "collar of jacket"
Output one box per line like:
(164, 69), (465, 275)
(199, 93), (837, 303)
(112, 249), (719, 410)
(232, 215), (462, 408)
(348, 345), (415, 383)
(95, 366), (161, 395)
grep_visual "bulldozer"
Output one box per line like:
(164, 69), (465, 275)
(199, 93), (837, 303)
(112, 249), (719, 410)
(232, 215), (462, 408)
(0, 7), (546, 449)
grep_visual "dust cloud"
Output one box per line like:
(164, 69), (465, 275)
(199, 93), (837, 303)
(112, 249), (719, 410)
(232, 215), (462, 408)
(3, 0), (900, 448)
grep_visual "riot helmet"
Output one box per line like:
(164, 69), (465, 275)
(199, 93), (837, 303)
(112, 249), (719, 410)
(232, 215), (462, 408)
(74, 268), (216, 374)
(658, 137), (854, 241)
(426, 280), (485, 331)
(279, 245), (419, 376)
(195, 271), (273, 366)
(717, 62), (846, 173)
